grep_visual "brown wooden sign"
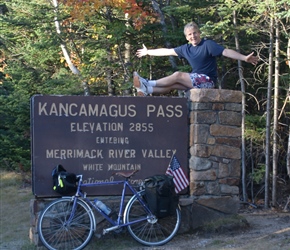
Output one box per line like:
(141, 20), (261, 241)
(31, 95), (188, 197)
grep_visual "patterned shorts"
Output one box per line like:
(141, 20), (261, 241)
(189, 73), (215, 89)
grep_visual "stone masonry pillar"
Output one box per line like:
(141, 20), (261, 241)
(180, 89), (242, 231)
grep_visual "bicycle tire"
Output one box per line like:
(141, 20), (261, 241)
(124, 190), (181, 246)
(38, 197), (95, 250)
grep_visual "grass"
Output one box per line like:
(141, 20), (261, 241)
(201, 214), (249, 233)
(0, 171), (35, 249)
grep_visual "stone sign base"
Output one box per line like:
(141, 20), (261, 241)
(179, 196), (240, 233)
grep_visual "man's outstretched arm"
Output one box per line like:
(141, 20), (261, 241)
(222, 49), (259, 65)
(136, 44), (177, 58)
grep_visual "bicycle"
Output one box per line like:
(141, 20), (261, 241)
(37, 170), (181, 250)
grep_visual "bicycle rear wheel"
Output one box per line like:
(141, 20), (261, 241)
(38, 197), (95, 250)
(125, 190), (181, 246)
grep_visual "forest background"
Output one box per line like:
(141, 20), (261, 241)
(0, 0), (289, 208)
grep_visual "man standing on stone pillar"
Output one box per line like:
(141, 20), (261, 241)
(133, 21), (259, 96)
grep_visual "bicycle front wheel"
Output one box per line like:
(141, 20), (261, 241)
(38, 197), (95, 250)
(125, 190), (181, 246)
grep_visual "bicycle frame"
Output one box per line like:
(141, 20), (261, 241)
(69, 174), (152, 233)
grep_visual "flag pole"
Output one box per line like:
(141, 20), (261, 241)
(169, 150), (176, 165)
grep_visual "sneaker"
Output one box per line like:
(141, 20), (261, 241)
(133, 72), (148, 96)
(136, 88), (147, 96)
(136, 84), (147, 96)
(133, 72), (149, 87)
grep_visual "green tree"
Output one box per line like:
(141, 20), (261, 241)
(0, 0), (84, 170)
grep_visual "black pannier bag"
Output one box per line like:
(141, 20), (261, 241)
(52, 165), (78, 195)
(144, 174), (179, 218)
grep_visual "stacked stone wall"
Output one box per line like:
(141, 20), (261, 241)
(179, 89), (242, 231)
(188, 89), (242, 200)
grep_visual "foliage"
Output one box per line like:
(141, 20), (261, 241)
(250, 165), (266, 185)
(0, 0), (84, 170)
(58, 0), (158, 30)
(0, 0), (289, 207)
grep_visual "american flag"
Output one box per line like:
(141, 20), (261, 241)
(166, 155), (189, 193)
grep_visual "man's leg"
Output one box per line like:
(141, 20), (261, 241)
(151, 84), (189, 94)
(133, 71), (192, 94)
(155, 72), (192, 89)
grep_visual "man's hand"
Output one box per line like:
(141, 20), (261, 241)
(136, 44), (148, 58)
(245, 52), (259, 65)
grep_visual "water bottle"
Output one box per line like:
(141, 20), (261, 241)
(94, 199), (111, 215)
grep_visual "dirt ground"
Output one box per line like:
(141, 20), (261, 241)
(87, 209), (290, 250)
(156, 210), (290, 250)
(1, 174), (290, 250)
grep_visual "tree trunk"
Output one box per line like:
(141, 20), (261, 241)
(286, 38), (290, 177)
(106, 50), (114, 96)
(151, 0), (177, 71)
(288, 106), (290, 176)
(272, 18), (280, 207)
(265, 17), (274, 209)
(233, 10), (247, 202)
(51, 0), (89, 95)
(123, 13), (131, 96)
(104, 7), (114, 96)
(151, 0), (180, 95)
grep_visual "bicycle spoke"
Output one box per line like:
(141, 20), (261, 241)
(125, 190), (181, 246)
(38, 198), (94, 250)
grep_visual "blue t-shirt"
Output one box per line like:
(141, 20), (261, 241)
(174, 38), (224, 82)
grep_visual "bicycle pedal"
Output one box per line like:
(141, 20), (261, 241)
(94, 233), (102, 239)
(114, 227), (124, 234)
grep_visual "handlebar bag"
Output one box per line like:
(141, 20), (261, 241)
(52, 165), (78, 195)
